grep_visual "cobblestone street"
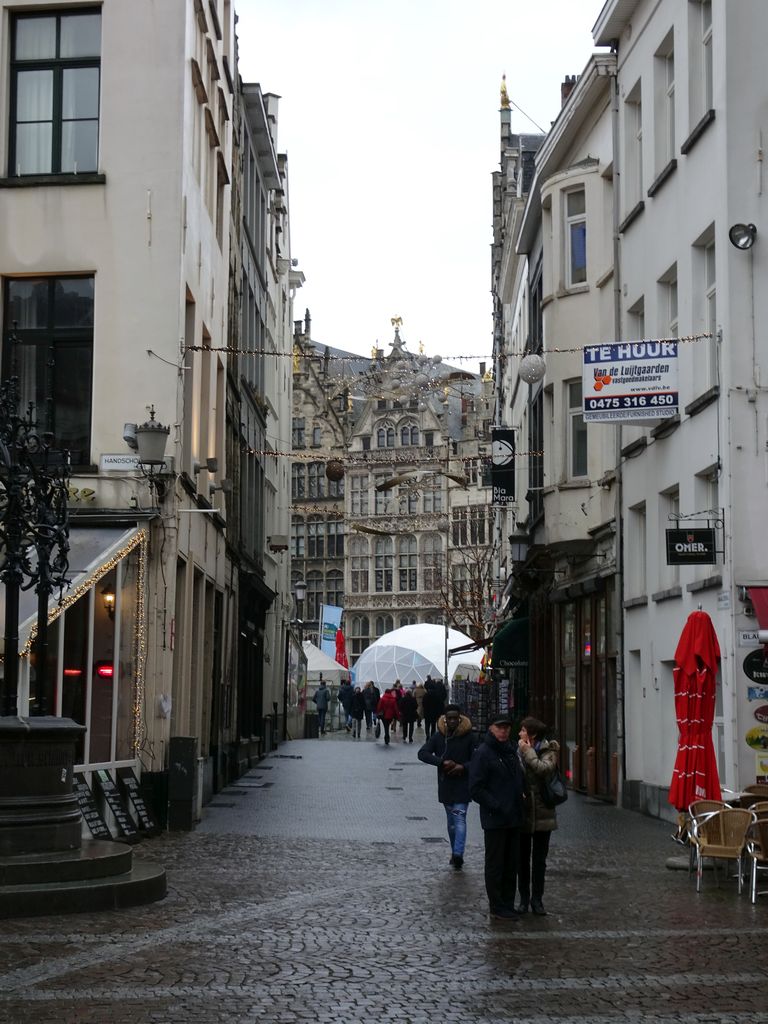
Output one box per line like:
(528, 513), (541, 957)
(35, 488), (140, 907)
(1, 730), (766, 1024)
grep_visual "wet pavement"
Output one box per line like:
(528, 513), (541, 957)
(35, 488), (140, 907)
(1, 726), (767, 1024)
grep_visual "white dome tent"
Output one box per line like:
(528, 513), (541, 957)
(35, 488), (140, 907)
(352, 624), (483, 687)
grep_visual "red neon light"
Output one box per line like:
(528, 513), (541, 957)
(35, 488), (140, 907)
(63, 668), (82, 677)
(96, 664), (114, 678)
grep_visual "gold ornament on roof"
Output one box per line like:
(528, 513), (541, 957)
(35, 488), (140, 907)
(390, 316), (403, 329)
(500, 74), (510, 110)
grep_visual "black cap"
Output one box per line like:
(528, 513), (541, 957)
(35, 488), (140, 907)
(489, 714), (513, 727)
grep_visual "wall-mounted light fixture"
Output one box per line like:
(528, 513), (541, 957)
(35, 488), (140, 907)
(728, 222), (757, 251)
(101, 584), (116, 620)
(209, 479), (233, 498)
(134, 405), (171, 502)
(508, 531), (530, 564)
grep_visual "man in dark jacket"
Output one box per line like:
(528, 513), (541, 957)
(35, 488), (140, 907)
(418, 705), (477, 869)
(338, 680), (354, 732)
(312, 678), (331, 735)
(469, 713), (526, 919)
(422, 676), (447, 739)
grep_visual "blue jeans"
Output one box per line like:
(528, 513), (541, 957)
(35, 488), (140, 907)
(444, 802), (468, 856)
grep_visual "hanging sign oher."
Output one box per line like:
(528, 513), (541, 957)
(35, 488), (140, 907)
(491, 427), (515, 505)
(582, 340), (678, 422)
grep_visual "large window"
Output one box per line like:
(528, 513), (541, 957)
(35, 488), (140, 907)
(374, 538), (393, 593)
(565, 189), (586, 286)
(624, 82), (643, 210)
(567, 380), (587, 479)
(654, 33), (675, 170)
(10, 9), (101, 176)
(350, 615), (369, 659)
(291, 464), (305, 499)
(350, 474), (369, 515)
(350, 538), (369, 594)
(326, 570), (343, 607)
(422, 535), (442, 591)
(3, 275), (93, 464)
(307, 516), (324, 558)
(398, 536), (417, 592)
(327, 520), (344, 557)
(307, 463), (325, 498)
(688, 0), (713, 125)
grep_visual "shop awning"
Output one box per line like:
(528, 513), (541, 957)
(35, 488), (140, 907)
(0, 525), (145, 657)
(491, 617), (529, 669)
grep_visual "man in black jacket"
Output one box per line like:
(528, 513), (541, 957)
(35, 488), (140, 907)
(469, 713), (526, 919)
(418, 705), (477, 870)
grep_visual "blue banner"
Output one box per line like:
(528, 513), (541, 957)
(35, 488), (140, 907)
(319, 604), (343, 658)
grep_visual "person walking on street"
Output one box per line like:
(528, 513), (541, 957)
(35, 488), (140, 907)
(376, 688), (400, 745)
(350, 686), (366, 739)
(398, 688), (418, 743)
(423, 676), (447, 739)
(418, 704), (477, 869)
(338, 679), (354, 733)
(312, 678), (331, 736)
(412, 680), (426, 729)
(362, 681), (380, 733)
(516, 716), (560, 915)
(469, 714), (527, 920)
(390, 680), (404, 735)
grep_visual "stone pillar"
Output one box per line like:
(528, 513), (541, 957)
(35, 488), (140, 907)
(0, 717), (86, 857)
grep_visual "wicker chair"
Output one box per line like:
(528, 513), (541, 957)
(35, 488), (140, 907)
(686, 800), (729, 874)
(691, 808), (755, 893)
(746, 815), (768, 904)
(739, 784), (768, 808)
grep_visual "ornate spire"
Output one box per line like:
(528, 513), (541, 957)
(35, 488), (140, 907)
(500, 74), (510, 110)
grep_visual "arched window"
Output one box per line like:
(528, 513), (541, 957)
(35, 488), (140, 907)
(376, 421), (395, 448)
(350, 537), (370, 594)
(374, 537), (393, 592)
(410, 425), (419, 445)
(307, 516), (324, 557)
(422, 534), (443, 591)
(398, 535), (417, 591)
(375, 614), (394, 637)
(399, 613), (417, 628)
(399, 421), (420, 446)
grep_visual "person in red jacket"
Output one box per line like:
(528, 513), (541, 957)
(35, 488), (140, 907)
(376, 688), (400, 746)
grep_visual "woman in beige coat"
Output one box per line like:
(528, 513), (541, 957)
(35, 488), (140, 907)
(516, 716), (560, 916)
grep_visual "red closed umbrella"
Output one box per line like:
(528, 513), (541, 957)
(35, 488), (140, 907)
(668, 610), (722, 811)
(335, 629), (349, 669)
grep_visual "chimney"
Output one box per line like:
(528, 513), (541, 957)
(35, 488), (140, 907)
(294, 320), (303, 339)
(480, 361), (486, 377)
(561, 75), (578, 107)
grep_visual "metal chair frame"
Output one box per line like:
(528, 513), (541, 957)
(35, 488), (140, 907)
(746, 814), (768, 905)
(691, 808), (755, 893)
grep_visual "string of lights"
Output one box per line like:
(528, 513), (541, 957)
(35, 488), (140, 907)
(185, 331), (711, 361)
(242, 444), (545, 463)
(20, 530), (149, 755)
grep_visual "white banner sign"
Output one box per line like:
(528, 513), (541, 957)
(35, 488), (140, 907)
(582, 340), (678, 422)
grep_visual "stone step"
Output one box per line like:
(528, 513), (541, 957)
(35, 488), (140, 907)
(0, 839), (133, 886)
(0, 860), (167, 919)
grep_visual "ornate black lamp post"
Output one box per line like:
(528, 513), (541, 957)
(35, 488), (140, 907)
(0, 373), (71, 716)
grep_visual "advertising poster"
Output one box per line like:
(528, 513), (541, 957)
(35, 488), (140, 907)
(491, 427), (515, 505)
(583, 340), (678, 422)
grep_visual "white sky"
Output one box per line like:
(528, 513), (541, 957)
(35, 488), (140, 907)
(236, 0), (607, 370)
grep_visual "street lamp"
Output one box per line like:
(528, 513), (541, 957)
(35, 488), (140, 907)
(293, 579), (307, 643)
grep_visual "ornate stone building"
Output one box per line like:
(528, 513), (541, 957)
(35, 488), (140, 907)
(291, 320), (496, 669)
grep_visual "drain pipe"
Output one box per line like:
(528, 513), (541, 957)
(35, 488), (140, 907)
(609, 56), (626, 808)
